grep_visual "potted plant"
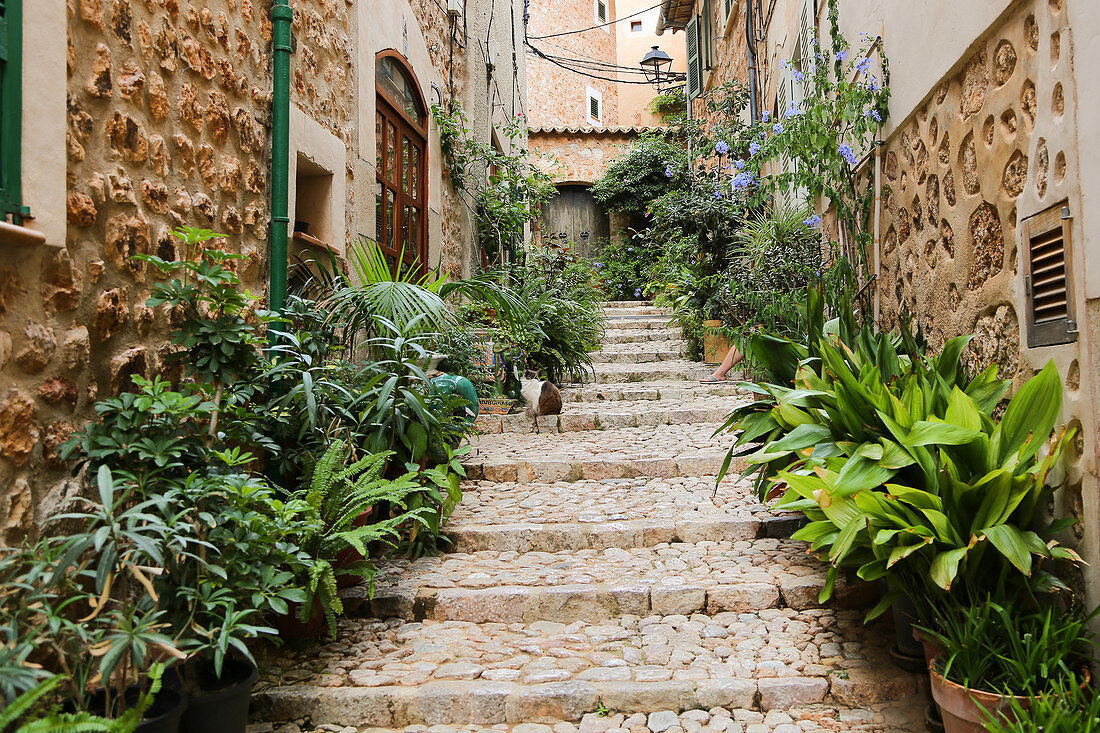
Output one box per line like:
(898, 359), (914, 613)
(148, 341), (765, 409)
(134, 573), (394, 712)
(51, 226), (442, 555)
(281, 439), (425, 638)
(917, 600), (1095, 733)
(702, 319), (732, 365)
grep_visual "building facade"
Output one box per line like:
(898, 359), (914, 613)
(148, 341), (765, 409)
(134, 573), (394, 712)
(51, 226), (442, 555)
(526, 0), (685, 251)
(0, 0), (526, 543)
(659, 0), (1100, 605)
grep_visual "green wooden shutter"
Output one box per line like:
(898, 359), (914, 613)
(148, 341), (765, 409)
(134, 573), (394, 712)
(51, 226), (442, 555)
(685, 15), (701, 101)
(0, 0), (23, 222)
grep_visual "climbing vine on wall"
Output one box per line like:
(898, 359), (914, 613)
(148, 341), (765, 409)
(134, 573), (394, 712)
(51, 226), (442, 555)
(433, 101), (556, 268)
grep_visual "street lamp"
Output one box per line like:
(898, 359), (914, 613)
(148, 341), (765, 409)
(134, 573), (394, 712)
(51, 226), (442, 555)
(639, 45), (674, 85)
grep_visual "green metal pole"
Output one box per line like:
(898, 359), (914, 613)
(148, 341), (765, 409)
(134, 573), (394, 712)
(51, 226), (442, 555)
(269, 1), (293, 314)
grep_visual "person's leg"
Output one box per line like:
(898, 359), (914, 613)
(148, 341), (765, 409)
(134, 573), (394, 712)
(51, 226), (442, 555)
(702, 343), (745, 382)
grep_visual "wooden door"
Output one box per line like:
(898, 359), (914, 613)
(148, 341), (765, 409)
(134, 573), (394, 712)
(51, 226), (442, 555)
(376, 52), (428, 275)
(540, 185), (610, 260)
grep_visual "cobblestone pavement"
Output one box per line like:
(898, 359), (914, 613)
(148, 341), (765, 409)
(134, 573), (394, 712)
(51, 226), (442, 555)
(252, 304), (928, 731)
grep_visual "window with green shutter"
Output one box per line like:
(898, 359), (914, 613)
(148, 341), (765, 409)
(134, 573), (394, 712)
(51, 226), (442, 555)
(702, 0), (714, 70)
(685, 15), (701, 101)
(0, 0), (23, 223)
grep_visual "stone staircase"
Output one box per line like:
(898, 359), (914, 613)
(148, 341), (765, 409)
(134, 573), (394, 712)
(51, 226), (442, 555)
(251, 302), (928, 733)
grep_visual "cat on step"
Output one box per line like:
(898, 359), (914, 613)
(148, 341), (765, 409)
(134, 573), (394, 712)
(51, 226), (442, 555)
(520, 369), (563, 419)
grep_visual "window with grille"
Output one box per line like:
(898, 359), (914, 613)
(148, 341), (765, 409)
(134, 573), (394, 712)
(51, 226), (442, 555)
(702, 0), (714, 70)
(0, 0), (24, 223)
(1023, 203), (1077, 347)
(595, 0), (608, 26)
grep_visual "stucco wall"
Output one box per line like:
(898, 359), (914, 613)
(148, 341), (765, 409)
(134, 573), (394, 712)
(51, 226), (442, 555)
(616, 0), (686, 127)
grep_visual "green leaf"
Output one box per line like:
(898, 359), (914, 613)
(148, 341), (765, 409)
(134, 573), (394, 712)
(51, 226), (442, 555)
(901, 420), (982, 447)
(982, 524), (1033, 576)
(994, 360), (1062, 463)
(929, 547), (968, 590)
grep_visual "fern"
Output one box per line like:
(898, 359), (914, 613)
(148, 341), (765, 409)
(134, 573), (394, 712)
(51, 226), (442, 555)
(3, 666), (161, 733)
(296, 441), (430, 636)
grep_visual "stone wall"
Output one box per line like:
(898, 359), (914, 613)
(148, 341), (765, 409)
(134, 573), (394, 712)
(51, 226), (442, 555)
(876, 0), (1075, 377)
(529, 128), (637, 184)
(0, 0), (521, 543)
(526, 0), (620, 128)
(874, 0), (1098, 563)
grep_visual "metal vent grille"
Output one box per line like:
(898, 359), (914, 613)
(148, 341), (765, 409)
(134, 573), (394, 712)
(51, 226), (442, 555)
(589, 94), (600, 121)
(1024, 203), (1077, 347)
(596, 0), (607, 23)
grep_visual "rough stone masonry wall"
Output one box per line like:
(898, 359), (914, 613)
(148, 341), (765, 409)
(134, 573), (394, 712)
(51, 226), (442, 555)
(875, 0), (1095, 541)
(525, 0), (619, 128)
(876, 0), (1076, 379)
(529, 129), (635, 184)
(0, 0), (355, 545)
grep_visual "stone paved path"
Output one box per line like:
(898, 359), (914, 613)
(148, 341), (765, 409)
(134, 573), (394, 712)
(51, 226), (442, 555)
(251, 302), (929, 733)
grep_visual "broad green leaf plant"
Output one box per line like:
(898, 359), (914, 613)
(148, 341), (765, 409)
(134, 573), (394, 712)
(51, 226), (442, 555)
(778, 361), (1078, 617)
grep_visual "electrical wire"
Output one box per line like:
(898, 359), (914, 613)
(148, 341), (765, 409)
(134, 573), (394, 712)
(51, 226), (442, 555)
(529, 0), (665, 40)
(535, 37), (667, 75)
(526, 41), (680, 85)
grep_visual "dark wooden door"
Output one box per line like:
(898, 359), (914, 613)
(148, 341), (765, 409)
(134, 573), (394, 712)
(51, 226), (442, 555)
(541, 185), (610, 260)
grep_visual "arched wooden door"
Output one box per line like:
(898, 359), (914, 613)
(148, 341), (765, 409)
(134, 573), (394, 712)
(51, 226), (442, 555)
(376, 51), (428, 274)
(540, 185), (611, 260)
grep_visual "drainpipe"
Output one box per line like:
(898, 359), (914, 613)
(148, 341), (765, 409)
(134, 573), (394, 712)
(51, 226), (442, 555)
(745, 0), (759, 122)
(269, 1), (294, 314)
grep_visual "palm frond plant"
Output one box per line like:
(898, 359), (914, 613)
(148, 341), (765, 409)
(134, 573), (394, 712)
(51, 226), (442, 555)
(322, 237), (531, 350)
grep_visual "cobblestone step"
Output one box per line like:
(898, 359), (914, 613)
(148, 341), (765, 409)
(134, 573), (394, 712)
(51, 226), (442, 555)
(463, 424), (738, 484)
(602, 306), (674, 318)
(560, 382), (744, 403)
(253, 611), (922, 728)
(342, 539), (877, 624)
(603, 318), (678, 331)
(255, 699), (929, 733)
(441, 476), (803, 553)
(474, 397), (739, 434)
(590, 361), (711, 384)
(591, 345), (689, 364)
(602, 329), (683, 344)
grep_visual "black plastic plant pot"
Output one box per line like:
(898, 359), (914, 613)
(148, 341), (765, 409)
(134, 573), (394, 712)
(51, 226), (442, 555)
(83, 683), (187, 733)
(180, 658), (260, 733)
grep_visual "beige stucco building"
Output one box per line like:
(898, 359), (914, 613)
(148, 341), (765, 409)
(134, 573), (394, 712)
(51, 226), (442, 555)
(0, 0), (526, 542)
(660, 0), (1100, 606)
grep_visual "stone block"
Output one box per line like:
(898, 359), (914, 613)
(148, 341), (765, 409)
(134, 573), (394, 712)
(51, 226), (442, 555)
(779, 577), (825, 610)
(407, 681), (509, 725)
(584, 523), (639, 549)
(651, 585), (706, 615)
(757, 678), (828, 710)
(503, 681), (598, 723)
(525, 586), (602, 623)
(641, 521), (677, 546)
(593, 681), (693, 712)
(433, 587), (527, 623)
(693, 679), (756, 709)
(630, 458), (676, 478)
(706, 583), (780, 614)
(830, 668), (918, 706)
(607, 585), (651, 615)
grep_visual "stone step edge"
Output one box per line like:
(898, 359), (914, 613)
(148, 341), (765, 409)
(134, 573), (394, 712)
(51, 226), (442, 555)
(442, 514), (807, 551)
(473, 408), (730, 434)
(462, 455), (737, 484)
(252, 672), (922, 727)
(343, 571), (876, 625)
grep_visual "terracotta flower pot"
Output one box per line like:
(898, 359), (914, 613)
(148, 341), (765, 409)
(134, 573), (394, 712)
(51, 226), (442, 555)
(703, 320), (731, 365)
(928, 664), (1091, 733)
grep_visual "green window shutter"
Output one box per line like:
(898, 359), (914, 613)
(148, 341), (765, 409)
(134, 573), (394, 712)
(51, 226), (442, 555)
(685, 15), (701, 101)
(0, 0), (23, 222)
